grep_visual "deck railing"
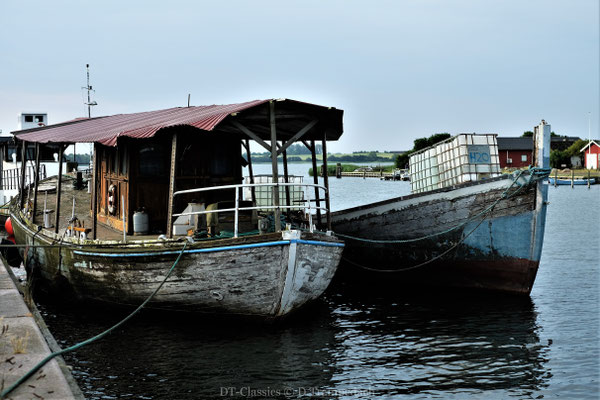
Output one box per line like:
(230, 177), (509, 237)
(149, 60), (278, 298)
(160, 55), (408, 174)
(172, 182), (328, 238)
(0, 164), (47, 191)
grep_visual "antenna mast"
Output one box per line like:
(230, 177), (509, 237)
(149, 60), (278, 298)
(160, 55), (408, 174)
(81, 64), (98, 164)
(83, 64), (97, 118)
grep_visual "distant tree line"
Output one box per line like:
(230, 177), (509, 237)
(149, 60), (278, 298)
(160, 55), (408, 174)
(328, 152), (391, 162)
(64, 153), (91, 165)
(245, 147), (393, 163)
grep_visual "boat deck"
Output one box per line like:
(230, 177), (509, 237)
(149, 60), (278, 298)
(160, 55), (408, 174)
(25, 175), (158, 242)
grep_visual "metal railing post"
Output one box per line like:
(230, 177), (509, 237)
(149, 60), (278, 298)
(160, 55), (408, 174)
(234, 186), (239, 238)
(171, 182), (330, 236)
(307, 187), (313, 232)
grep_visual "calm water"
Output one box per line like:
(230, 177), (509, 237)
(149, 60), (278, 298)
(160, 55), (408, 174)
(32, 163), (599, 399)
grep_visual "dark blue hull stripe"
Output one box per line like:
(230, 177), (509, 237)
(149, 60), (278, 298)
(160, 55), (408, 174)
(72, 239), (343, 258)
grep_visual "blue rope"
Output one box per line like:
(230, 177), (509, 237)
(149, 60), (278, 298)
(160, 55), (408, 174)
(335, 167), (551, 244)
(1, 242), (188, 399)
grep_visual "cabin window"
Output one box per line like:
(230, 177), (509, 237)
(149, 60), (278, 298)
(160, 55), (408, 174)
(119, 148), (128, 175)
(521, 155), (527, 162)
(24, 115), (33, 122)
(139, 145), (167, 177)
(210, 145), (235, 177)
(34, 115), (44, 123)
(108, 150), (116, 174)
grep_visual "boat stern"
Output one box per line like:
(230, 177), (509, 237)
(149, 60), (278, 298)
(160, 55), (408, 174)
(275, 230), (344, 316)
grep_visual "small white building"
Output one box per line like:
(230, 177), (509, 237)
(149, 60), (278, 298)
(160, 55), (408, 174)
(17, 112), (48, 131)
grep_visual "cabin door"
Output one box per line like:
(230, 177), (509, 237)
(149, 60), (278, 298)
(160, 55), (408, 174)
(98, 145), (129, 232)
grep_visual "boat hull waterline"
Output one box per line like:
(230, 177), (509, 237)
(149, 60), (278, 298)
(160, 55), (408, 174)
(331, 173), (548, 294)
(11, 212), (343, 317)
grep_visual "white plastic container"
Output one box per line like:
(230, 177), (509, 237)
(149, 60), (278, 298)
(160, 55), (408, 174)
(410, 134), (500, 194)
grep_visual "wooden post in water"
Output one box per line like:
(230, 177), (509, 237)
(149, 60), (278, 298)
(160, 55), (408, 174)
(336, 163), (341, 178)
(588, 169), (591, 189)
(269, 101), (281, 232)
(54, 145), (65, 234)
(554, 170), (558, 187)
(571, 170), (574, 188)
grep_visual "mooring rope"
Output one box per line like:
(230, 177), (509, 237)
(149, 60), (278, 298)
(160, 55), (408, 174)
(0, 242), (188, 399)
(342, 204), (490, 273)
(334, 167), (550, 245)
(335, 166), (551, 273)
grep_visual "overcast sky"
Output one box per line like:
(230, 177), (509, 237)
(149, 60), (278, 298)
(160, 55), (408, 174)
(0, 0), (598, 153)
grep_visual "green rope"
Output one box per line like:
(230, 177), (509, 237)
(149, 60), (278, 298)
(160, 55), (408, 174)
(0, 241), (188, 399)
(342, 203), (491, 272)
(335, 166), (551, 244)
(337, 166), (551, 273)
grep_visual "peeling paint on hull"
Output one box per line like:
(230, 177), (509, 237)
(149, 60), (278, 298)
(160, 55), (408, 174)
(11, 213), (343, 317)
(331, 175), (548, 295)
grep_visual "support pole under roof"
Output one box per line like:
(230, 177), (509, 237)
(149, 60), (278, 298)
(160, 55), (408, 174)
(269, 101), (281, 232)
(54, 145), (65, 234)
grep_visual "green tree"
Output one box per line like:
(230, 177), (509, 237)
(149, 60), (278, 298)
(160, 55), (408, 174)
(413, 138), (430, 151)
(566, 139), (589, 167)
(522, 131), (534, 137)
(550, 149), (571, 168)
(395, 152), (411, 169)
(427, 133), (451, 146)
(396, 133), (451, 169)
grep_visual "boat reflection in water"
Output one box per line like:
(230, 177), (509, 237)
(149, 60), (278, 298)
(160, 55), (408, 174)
(325, 284), (552, 397)
(38, 283), (551, 399)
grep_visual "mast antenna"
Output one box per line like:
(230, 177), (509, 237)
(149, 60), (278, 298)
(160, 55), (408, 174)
(82, 64), (98, 118)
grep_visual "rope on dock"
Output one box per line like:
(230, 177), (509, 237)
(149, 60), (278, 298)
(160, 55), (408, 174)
(334, 166), (551, 245)
(0, 242), (188, 399)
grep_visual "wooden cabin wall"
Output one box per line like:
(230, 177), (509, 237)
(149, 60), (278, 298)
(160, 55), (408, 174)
(93, 127), (244, 236)
(172, 129), (243, 216)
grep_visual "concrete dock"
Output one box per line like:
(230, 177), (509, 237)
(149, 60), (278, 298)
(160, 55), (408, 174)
(0, 260), (82, 399)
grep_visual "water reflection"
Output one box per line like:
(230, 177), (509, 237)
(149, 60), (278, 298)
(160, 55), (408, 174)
(38, 282), (552, 399)
(38, 301), (337, 399)
(323, 283), (551, 398)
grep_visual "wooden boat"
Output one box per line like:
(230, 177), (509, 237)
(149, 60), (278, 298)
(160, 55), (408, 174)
(331, 121), (552, 295)
(548, 177), (595, 185)
(8, 99), (344, 317)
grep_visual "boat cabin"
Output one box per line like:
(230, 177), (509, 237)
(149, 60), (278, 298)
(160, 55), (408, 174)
(12, 99), (343, 241)
(95, 126), (244, 234)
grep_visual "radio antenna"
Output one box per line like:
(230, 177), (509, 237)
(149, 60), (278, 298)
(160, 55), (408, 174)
(82, 64), (97, 118)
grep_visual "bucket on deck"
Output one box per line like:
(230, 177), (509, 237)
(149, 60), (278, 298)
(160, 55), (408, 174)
(133, 210), (149, 235)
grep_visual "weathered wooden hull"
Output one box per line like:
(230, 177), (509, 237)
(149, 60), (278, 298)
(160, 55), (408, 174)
(11, 212), (343, 317)
(331, 174), (549, 294)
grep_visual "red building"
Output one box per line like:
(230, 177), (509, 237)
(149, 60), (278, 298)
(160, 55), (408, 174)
(581, 140), (600, 169)
(497, 137), (532, 168)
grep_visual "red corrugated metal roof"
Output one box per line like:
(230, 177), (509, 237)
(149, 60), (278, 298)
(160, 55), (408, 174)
(13, 100), (269, 146)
